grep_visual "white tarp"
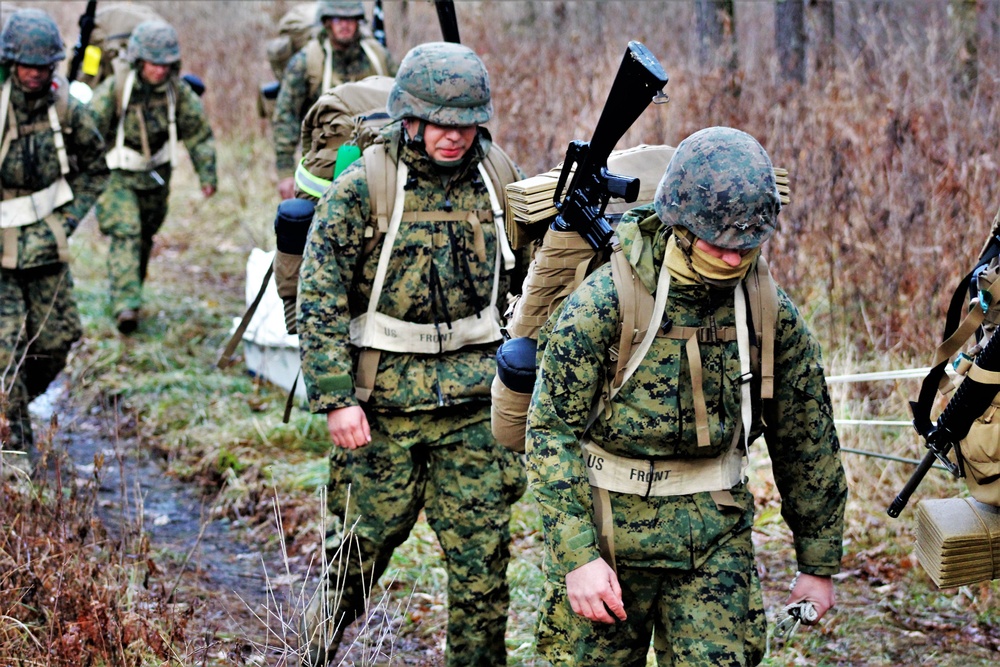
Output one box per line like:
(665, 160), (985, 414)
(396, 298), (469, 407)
(235, 248), (306, 400)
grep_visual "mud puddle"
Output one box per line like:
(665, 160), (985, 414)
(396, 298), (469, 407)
(31, 380), (308, 661)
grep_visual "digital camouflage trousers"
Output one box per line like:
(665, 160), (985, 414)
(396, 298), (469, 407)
(306, 405), (526, 666)
(536, 512), (766, 667)
(96, 174), (170, 315)
(0, 264), (81, 450)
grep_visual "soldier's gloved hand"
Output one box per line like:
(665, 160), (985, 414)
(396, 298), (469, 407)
(786, 572), (835, 624)
(565, 557), (627, 624)
(326, 405), (371, 450)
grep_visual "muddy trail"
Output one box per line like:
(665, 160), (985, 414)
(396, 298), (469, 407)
(30, 378), (445, 666)
(31, 379), (311, 662)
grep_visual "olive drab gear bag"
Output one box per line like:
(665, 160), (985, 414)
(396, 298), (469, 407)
(490, 144), (788, 454)
(258, 3), (321, 119)
(912, 204), (1000, 507)
(293, 75), (394, 201)
(73, 3), (165, 88)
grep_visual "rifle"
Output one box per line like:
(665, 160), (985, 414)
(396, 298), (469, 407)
(434, 0), (461, 44)
(888, 238), (1000, 517)
(551, 41), (669, 250)
(372, 0), (387, 48)
(67, 0), (98, 83)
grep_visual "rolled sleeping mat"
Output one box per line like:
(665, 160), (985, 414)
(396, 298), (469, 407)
(273, 198), (316, 334)
(491, 336), (538, 453)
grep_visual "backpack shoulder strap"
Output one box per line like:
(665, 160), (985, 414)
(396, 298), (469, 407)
(359, 37), (389, 76)
(112, 60), (131, 115)
(362, 140), (394, 256)
(480, 143), (519, 209)
(304, 38), (327, 98)
(746, 256), (779, 400)
(609, 245), (655, 391)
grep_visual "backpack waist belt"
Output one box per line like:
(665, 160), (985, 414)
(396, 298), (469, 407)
(0, 177), (73, 229)
(106, 142), (171, 171)
(349, 308), (502, 354)
(582, 438), (747, 498)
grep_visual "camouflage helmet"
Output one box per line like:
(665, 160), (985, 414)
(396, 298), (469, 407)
(654, 127), (780, 251)
(316, 1), (365, 21)
(0, 8), (66, 67)
(127, 20), (181, 66)
(388, 42), (492, 126)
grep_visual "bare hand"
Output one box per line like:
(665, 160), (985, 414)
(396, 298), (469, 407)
(565, 557), (627, 624)
(277, 176), (295, 200)
(202, 184), (216, 198)
(326, 406), (371, 450)
(786, 573), (835, 623)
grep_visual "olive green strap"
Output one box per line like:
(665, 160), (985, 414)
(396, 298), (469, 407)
(591, 485), (617, 572)
(217, 263), (273, 369)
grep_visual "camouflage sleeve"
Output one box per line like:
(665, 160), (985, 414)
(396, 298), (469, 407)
(61, 96), (108, 229)
(87, 77), (117, 153)
(273, 50), (309, 179)
(176, 81), (217, 189)
(296, 159), (371, 413)
(525, 266), (618, 576)
(764, 289), (848, 576)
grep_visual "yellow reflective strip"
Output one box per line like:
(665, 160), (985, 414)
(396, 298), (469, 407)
(294, 159), (332, 199)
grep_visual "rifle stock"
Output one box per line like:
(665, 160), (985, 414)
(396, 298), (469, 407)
(67, 0), (98, 83)
(551, 41), (669, 250)
(434, 0), (461, 44)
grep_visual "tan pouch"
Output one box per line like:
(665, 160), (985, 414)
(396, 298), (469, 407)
(273, 250), (303, 335)
(960, 399), (1000, 506)
(491, 374), (532, 454)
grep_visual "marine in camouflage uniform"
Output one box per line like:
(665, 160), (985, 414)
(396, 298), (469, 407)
(525, 127), (848, 666)
(0, 8), (107, 452)
(89, 20), (216, 333)
(296, 43), (525, 666)
(273, 0), (395, 199)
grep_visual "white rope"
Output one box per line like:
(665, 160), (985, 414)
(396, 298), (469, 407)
(825, 367), (939, 383)
(834, 418), (911, 427)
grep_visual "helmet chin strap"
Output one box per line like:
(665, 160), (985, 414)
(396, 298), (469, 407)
(404, 118), (427, 151)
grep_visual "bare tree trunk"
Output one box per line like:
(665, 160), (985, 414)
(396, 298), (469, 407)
(809, 0), (836, 73)
(949, 0), (979, 98)
(696, 0), (737, 72)
(399, 0), (409, 45)
(776, 0), (807, 83)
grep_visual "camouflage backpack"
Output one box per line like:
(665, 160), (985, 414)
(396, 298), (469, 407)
(74, 2), (164, 88)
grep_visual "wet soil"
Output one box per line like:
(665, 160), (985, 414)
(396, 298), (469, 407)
(31, 381), (305, 663)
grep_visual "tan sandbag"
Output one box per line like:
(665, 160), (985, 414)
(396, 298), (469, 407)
(915, 497), (1000, 588)
(273, 250), (303, 335)
(491, 375), (531, 454)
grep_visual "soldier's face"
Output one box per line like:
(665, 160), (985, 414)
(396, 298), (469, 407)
(326, 17), (359, 48)
(417, 122), (477, 163)
(140, 61), (172, 86)
(14, 63), (54, 93)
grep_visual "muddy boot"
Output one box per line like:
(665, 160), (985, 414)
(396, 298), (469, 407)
(116, 309), (140, 335)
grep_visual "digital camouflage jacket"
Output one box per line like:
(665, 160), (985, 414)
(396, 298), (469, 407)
(89, 71), (216, 190)
(525, 204), (848, 578)
(0, 77), (107, 269)
(272, 35), (395, 178)
(297, 122), (522, 415)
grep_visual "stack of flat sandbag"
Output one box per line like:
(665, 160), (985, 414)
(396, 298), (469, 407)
(915, 497), (1000, 588)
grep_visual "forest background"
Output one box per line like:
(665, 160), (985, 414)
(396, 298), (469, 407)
(2, 1), (1000, 665)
